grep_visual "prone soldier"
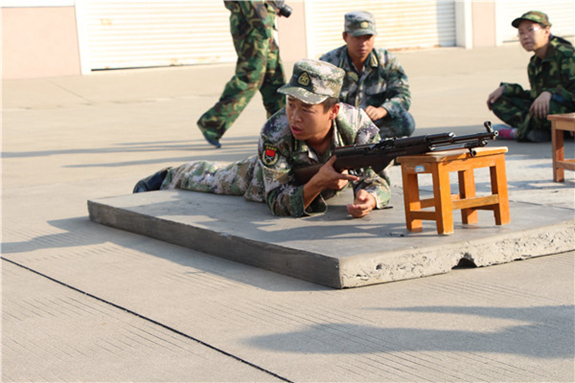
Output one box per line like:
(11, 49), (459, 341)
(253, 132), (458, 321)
(134, 59), (391, 218)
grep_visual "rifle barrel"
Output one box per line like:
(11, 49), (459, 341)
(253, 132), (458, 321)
(392, 132), (454, 148)
(293, 126), (496, 184)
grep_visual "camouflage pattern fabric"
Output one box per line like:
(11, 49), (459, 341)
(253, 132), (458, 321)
(344, 11), (377, 37)
(162, 103), (391, 217)
(512, 10), (551, 28)
(320, 46), (415, 138)
(197, 1), (286, 142)
(277, 58), (344, 104)
(160, 156), (260, 198)
(490, 36), (575, 141)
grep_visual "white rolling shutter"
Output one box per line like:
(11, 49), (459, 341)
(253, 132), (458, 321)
(78, 0), (236, 71)
(304, 0), (456, 59)
(496, 0), (575, 44)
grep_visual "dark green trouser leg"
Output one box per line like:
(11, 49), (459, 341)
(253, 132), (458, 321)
(490, 94), (532, 131)
(197, 37), (285, 141)
(259, 39), (286, 118)
(374, 109), (416, 138)
(490, 94), (570, 141)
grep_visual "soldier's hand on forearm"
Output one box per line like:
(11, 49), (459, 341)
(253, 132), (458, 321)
(303, 156), (358, 209)
(530, 91), (552, 118)
(347, 189), (376, 218)
(487, 86), (505, 110)
(365, 106), (388, 121)
(312, 156), (358, 190)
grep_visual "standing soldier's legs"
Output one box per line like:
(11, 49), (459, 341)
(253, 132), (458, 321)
(374, 109), (416, 138)
(197, 36), (270, 143)
(259, 39), (286, 118)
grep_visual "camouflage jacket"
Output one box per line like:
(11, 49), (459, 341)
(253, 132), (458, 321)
(502, 36), (575, 109)
(224, 1), (275, 41)
(250, 103), (391, 217)
(319, 46), (412, 119)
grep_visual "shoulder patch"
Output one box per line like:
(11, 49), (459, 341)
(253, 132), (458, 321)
(261, 142), (280, 167)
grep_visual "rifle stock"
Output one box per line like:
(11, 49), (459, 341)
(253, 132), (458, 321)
(293, 121), (498, 184)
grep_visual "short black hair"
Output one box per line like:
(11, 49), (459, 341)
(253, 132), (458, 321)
(322, 97), (339, 112)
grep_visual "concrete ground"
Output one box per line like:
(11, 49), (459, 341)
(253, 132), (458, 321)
(2, 43), (574, 382)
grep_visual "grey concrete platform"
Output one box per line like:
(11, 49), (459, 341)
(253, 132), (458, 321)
(88, 186), (574, 289)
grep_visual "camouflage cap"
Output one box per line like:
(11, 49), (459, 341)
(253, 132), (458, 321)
(278, 59), (344, 105)
(512, 10), (552, 28)
(344, 11), (377, 36)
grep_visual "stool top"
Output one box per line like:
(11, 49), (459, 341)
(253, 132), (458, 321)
(397, 146), (508, 163)
(548, 113), (575, 122)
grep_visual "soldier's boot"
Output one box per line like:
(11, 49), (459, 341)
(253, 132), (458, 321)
(133, 168), (171, 193)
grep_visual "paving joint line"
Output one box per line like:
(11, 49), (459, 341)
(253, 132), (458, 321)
(1, 256), (293, 383)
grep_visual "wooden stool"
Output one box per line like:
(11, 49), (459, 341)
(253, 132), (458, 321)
(397, 147), (510, 235)
(548, 113), (575, 182)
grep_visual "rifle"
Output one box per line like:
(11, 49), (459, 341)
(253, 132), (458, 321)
(293, 121), (498, 184)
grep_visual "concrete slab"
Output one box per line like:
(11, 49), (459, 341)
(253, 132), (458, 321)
(88, 187), (574, 289)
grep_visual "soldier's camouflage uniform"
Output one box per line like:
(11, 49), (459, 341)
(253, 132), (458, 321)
(490, 36), (575, 141)
(197, 1), (286, 142)
(320, 46), (415, 139)
(162, 103), (391, 217)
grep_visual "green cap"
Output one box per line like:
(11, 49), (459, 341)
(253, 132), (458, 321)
(278, 59), (344, 105)
(512, 10), (551, 28)
(344, 11), (377, 37)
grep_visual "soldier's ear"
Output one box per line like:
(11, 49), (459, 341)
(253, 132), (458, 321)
(329, 103), (340, 120)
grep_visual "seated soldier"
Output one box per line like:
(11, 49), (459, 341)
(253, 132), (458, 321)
(134, 59), (391, 218)
(487, 10), (575, 142)
(320, 11), (415, 139)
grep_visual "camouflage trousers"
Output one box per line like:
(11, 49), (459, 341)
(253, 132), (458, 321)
(159, 156), (392, 214)
(490, 93), (572, 141)
(197, 34), (286, 141)
(161, 155), (265, 202)
(373, 109), (416, 138)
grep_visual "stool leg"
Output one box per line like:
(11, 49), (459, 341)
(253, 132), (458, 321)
(432, 163), (453, 235)
(458, 168), (478, 224)
(552, 122), (565, 182)
(402, 166), (422, 232)
(490, 154), (510, 225)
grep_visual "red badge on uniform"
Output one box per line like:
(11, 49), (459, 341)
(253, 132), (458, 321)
(262, 142), (279, 167)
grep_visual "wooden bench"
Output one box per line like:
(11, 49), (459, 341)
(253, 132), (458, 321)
(397, 147), (510, 235)
(548, 113), (575, 182)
